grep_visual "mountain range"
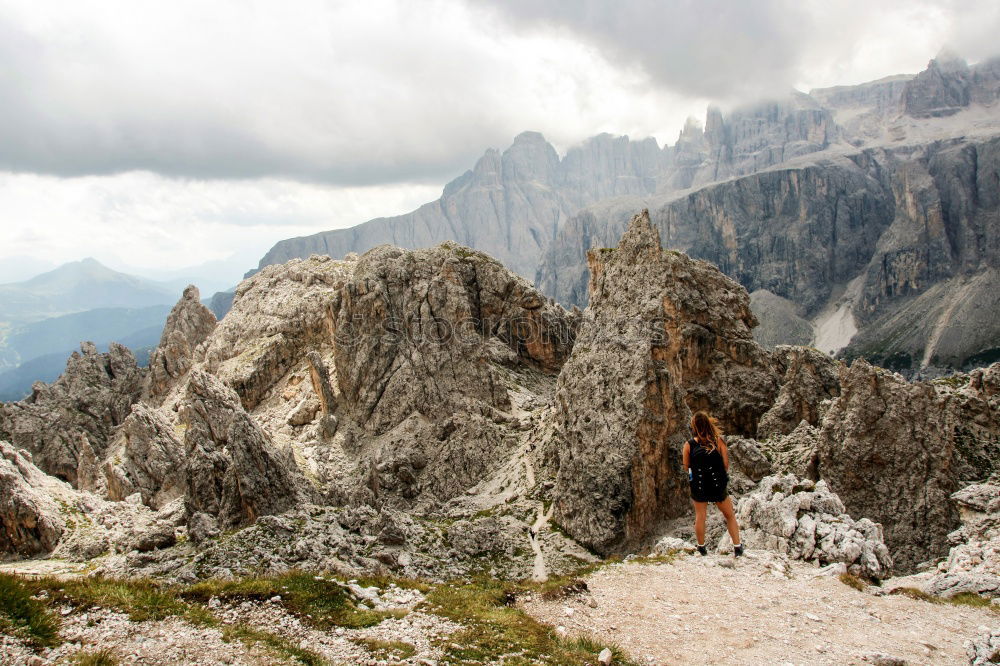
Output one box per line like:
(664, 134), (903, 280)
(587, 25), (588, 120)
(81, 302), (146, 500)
(252, 53), (1000, 374)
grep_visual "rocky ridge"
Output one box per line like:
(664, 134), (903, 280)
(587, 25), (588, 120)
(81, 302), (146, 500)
(2, 212), (1000, 666)
(247, 54), (1000, 373)
(0, 342), (144, 488)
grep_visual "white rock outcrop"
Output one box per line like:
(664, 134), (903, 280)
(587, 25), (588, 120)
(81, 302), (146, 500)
(731, 474), (893, 579)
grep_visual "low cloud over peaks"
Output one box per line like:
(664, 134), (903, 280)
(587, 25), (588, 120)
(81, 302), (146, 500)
(469, 0), (805, 100)
(469, 0), (1000, 102)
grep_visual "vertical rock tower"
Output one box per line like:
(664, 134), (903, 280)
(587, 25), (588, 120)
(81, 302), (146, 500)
(552, 210), (778, 555)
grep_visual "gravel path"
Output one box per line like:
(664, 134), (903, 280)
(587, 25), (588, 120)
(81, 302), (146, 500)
(522, 551), (1000, 665)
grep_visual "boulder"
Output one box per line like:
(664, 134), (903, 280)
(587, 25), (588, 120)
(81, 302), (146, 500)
(130, 520), (177, 552)
(924, 482), (1000, 598)
(967, 628), (1000, 666)
(727, 437), (773, 483)
(733, 474), (893, 579)
(0, 441), (66, 557)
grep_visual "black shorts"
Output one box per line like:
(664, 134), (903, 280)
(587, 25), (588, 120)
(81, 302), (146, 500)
(691, 486), (728, 503)
(690, 468), (728, 503)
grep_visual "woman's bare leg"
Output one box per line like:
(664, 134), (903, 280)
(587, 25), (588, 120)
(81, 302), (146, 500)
(715, 497), (741, 546)
(693, 501), (708, 546)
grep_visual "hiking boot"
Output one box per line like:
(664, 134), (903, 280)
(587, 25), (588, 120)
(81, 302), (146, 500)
(697, 545), (708, 556)
(734, 544), (745, 557)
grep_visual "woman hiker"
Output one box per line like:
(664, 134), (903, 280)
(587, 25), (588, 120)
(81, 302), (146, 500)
(682, 410), (744, 557)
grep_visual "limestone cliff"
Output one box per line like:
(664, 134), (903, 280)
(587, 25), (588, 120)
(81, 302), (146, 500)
(3, 219), (1000, 586)
(539, 135), (1000, 372)
(147, 285), (217, 403)
(330, 242), (576, 506)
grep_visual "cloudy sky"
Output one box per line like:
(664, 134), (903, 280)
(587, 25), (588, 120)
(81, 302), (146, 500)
(1, 0), (998, 285)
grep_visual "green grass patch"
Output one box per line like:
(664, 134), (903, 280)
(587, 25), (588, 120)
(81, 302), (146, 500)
(889, 587), (942, 603)
(24, 576), (196, 624)
(423, 576), (638, 665)
(183, 570), (405, 629)
(352, 637), (416, 660)
(69, 648), (119, 665)
(838, 572), (867, 591)
(889, 587), (997, 612)
(948, 592), (997, 610)
(221, 623), (328, 665)
(0, 573), (62, 648)
(558, 634), (632, 664)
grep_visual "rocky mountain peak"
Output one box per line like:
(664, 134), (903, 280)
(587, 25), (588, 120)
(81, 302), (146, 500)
(903, 52), (973, 118)
(511, 130), (549, 146)
(931, 48), (970, 72)
(147, 284), (217, 402)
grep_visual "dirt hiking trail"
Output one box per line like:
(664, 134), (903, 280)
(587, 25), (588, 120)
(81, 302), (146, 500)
(522, 551), (998, 665)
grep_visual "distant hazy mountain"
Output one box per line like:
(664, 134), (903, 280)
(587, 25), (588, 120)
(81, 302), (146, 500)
(253, 131), (662, 280)
(0, 259), (181, 400)
(0, 258), (176, 324)
(114, 250), (263, 298)
(0, 304), (170, 372)
(0, 255), (57, 284)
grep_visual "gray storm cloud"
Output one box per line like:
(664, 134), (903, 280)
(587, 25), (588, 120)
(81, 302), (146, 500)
(470, 0), (1000, 99)
(0, 0), (998, 185)
(0, 2), (512, 185)
(469, 0), (806, 100)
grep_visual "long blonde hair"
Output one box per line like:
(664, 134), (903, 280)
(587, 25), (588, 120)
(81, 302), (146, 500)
(690, 411), (723, 453)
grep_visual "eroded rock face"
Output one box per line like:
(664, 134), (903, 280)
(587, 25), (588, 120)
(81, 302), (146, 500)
(0, 342), (143, 487)
(334, 243), (574, 433)
(757, 346), (841, 439)
(103, 404), (185, 510)
(199, 255), (350, 412)
(902, 53), (972, 118)
(147, 285), (217, 402)
(328, 242), (575, 507)
(952, 364), (1000, 483)
(0, 441), (66, 558)
(924, 482), (1000, 598)
(551, 210), (779, 555)
(733, 474), (893, 579)
(814, 360), (961, 571)
(180, 370), (308, 529)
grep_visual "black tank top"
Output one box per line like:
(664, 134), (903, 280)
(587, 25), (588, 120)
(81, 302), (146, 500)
(689, 438), (726, 475)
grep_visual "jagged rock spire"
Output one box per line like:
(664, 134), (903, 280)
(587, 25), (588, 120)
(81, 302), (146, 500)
(148, 285), (217, 402)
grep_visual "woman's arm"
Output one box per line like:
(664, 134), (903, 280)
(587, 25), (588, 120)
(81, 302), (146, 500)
(682, 441), (690, 472)
(719, 438), (729, 472)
